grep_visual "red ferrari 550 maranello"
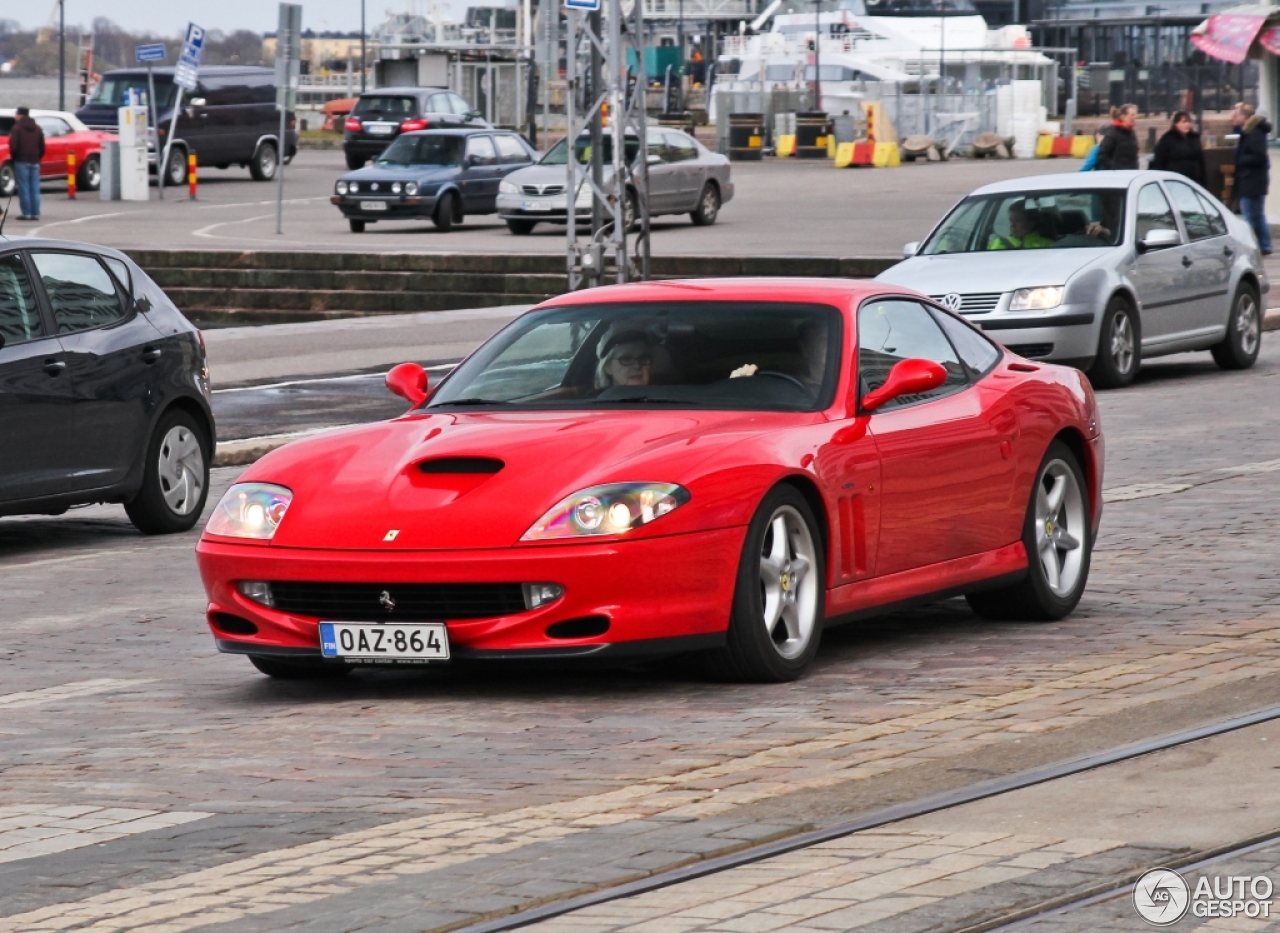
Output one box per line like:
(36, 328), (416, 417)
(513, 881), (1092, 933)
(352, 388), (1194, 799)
(197, 278), (1104, 682)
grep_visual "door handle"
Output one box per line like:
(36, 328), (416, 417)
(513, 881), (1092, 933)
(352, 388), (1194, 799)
(1182, 255), (1193, 268)
(141, 346), (162, 363)
(1224, 246), (1235, 257)
(42, 359), (65, 376)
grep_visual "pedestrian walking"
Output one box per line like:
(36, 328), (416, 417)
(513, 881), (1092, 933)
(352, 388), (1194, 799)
(1234, 103), (1272, 255)
(1096, 104), (1139, 171)
(1079, 125), (1107, 171)
(1151, 111), (1206, 184)
(7, 106), (44, 221)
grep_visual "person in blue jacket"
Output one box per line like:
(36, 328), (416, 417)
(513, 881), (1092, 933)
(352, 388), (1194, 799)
(1079, 126), (1107, 171)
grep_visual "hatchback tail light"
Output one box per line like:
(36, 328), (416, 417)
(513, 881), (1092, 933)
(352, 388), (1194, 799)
(345, 117), (362, 132)
(400, 118), (429, 132)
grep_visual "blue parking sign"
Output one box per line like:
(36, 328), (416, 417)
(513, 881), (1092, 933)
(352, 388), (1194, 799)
(135, 44), (166, 63)
(173, 23), (205, 91)
(565, 0), (601, 10)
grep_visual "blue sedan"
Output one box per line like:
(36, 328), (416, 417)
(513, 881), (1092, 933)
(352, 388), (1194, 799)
(331, 127), (537, 233)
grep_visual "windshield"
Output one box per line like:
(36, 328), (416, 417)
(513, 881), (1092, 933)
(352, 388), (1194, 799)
(920, 189), (1127, 254)
(90, 75), (178, 109)
(427, 301), (843, 412)
(539, 136), (642, 166)
(377, 134), (463, 166)
(353, 95), (417, 117)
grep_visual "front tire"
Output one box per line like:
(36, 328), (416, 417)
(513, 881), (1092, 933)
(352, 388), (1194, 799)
(349, 218), (366, 233)
(1211, 284), (1262, 370)
(433, 191), (459, 231)
(0, 160), (14, 198)
(690, 182), (720, 226)
(78, 154), (101, 191)
(249, 656), (352, 680)
(704, 486), (824, 682)
(966, 440), (1091, 621)
(164, 147), (187, 188)
(124, 409), (210, 535)
(506, 219), (536, 235)
(1088, 296), (1140, 389)
(345, 151), (366, 170)
(249, 141), (278, 181)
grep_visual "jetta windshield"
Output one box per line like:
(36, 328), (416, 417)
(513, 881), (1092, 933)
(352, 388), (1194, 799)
(427, 302), (843, 412)
(921, 189), (1127, 254)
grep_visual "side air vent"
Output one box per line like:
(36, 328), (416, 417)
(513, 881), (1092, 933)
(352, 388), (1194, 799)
(211, 613), (258, 636)
(417, 457), (504, 474)
(545, 617), (611, 640)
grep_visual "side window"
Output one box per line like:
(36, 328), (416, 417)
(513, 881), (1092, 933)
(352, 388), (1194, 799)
(36, 117), (70, 137)
(928, 306), (1002, 378)
(30, 252), (126, 334)
(102, 256), (132, 294)
(0, 253), (43, 347)
(494, 134), (530, 164)
(1196, 190), (1229, 237)
(448, 94), (473, 116)
(857, 299), (967, 409)
(246, 72), (276, 104)
(667, 133), (698, 162)
(465, 134), (498, 166)
(647, 132), (672, 163)
(1166, 181), (1215, 240)
(1136, 183), (1179, 241)
(425, 94), (447, 114)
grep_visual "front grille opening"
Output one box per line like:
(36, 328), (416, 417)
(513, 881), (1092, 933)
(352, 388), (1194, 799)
(417, 457), (504, 474)
(211, 613), (258, 636)
(270, 582), (526, 621)
(545, 616), (610, 640)
(1005, 343), (1055, 360)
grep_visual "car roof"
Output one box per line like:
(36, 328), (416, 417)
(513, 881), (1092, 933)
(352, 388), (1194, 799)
(969, 171), (1160, 196)
(0, 109), (89, 129)
(98, 65), (272, 78)
(537, 277), (916, 309)
(359, 86), (450, 96)
(0, 234), (133, 259)
(401, 127), (505, 137)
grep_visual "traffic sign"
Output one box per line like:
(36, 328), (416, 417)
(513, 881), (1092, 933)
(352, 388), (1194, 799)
(135, 43), (166, 63)
(565, 0), (601, 11)
(173, 23), (205, 91)
(274, 3), (303, 111)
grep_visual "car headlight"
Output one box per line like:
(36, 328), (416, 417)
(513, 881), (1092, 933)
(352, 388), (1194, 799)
(335, 181), (349, 195)
(391, 182), (402, 194)
(522, 482), (690, 540)
(205, 483), (293, 540)
(405, 181), (418, 196)
(1009, 286), (1063, 312)
(499, 179), (519, 194)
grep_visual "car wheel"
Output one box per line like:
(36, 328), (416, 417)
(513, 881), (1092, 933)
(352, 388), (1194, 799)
(704, 486), (824, 682)
(506, 219), (536, 235)
(249, 141), (279, 181)
(248, 656), (352, 680)
(966, 440), (1091, 622)
(433, 192), (458, 231)
(345, 152), (366, 170)
(1087, 295), (1140, 389)
(0, 160), (14, 198)
(1211, 284), (1262, 370)
(349, 218), (366, 233)
(77, 154), (101, 191)
(623, 188), (639, 231)
(690, 182), (720, 226)
(124, 409), (211, 535)
(164, 147), (187, 188)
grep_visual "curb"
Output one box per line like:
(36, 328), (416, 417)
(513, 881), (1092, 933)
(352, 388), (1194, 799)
(1266, 307), (1280, 331)
(212, 425), (349, 468)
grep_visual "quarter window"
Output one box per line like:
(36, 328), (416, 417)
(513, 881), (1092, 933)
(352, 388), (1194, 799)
(465, 134), (498, 165)
(857, 299), (967, 409)
(30, 252), (126, 334)
(1166, 181), (1216, 240)
(666, 133), (698, 162)
(1195, 189), (1229, 237)
(928, 307), (1001, 378)
(1136, 183), (1179, 240)
(494, 134), (531, 164)
(0, 253), (42, 346)
(35, 117), (70, 137)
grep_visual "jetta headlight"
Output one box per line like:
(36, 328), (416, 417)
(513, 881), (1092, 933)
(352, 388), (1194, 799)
(522, 483), (690, 540)
(499, 179), (519, 194)
(205, 483), (293, 540)
(405, 181), (418, 196)
(391, 182), (402, 194)
(1009, 286), (1063, 311)
(335, 181), (349, 195)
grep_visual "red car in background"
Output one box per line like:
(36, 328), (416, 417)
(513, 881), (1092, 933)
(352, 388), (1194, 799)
(196, 279), (1105, 683)
(0, 109), (113, 197)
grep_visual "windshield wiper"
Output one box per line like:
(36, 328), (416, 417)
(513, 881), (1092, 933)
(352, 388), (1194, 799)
(430, 397), (509, 407)
(600, 396), (685, 404)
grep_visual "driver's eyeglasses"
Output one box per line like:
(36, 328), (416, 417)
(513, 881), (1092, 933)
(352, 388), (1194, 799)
(615, 355), (652, 367)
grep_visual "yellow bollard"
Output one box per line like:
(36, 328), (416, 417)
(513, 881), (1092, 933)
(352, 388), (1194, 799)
(872, 142), (900, 168)
(824, 135), (834, 158)
(1035, 134), (1054, 158)
(1070, 135), (1094, 158)
(834, 141), (854, 168)
(776, 134), (796, 157)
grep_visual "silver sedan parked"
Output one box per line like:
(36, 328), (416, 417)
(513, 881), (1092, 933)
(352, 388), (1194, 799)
(496, 128), (733, 235)
(876, 171), (1266, 388)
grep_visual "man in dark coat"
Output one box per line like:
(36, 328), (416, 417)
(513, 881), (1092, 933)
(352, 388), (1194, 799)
(8, 106), (45, 221)
(1096, 103), (1139, 170)
(1151, 111), (1205, 185)
(1235, 105), (1272, 254)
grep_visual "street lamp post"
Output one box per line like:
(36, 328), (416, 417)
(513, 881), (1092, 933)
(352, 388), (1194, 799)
(813, 0), (821, 111)
(360, 0), (367, 93)
(678, 0), (685, 82)
(58, 0), (65, 111)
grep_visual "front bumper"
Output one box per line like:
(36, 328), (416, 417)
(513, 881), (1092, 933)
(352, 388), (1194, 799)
(331, 194), (437, 220)
(963, 303), (1099, 363)
(197, 527), (744, 662)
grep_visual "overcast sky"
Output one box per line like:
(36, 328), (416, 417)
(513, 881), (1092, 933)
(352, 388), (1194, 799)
(8, 2), (457, 37)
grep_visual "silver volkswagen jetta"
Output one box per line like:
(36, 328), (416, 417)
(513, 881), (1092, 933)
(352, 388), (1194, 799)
(876, 171), (1266, 388)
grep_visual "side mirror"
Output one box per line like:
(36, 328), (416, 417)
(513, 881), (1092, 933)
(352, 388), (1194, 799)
(386, 362), (428, 408)
(189, 97), (207, 107)
(861, 358), (948, 412)
(646, 153), (662, 165)
(465, 154), (480, 166)
(1137, 228), (1180, 253)
(902, 241), (919, 258)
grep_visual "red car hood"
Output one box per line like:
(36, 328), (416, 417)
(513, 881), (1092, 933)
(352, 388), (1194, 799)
(244, 409), (805, 550)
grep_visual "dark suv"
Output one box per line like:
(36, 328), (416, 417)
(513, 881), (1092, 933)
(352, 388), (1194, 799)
(343, 87), (487, 169)
(0, 236), (214, 534)
(76, 66), (298, 186)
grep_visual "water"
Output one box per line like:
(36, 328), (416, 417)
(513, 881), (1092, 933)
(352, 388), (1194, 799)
(0, 76), (78, 111)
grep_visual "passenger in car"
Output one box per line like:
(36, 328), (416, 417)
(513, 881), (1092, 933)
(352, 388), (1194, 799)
(595, 329), (655, 389)
(988, 200), (1053, 250)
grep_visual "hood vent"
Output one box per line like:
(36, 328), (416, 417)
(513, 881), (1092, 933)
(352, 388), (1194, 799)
(417, 457), (504, 475)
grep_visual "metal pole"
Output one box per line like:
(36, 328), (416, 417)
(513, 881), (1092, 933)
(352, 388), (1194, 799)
(566, 8), (578, 288)
(58, 0), (65, 111)
(590, 7), (603, 255)
(160, 87), (182, 198)
(678, 0), (685, 93)
(361, 0), (367, 93)
(276, 103), (286, 234)
(147, 64), (162, 199)
(813, 0), (821, 111)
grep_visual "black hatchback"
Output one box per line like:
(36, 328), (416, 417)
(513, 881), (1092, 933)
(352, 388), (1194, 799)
(0, 236), (214, 534)
(343, 87), (487, 170)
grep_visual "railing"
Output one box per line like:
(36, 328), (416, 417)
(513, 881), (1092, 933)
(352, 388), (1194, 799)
(645, 0), (758, 18)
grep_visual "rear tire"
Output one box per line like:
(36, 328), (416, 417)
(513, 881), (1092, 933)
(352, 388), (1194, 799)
(78, 154), (101, 191)
(249, 656), (352, 680)
(124, 409), (210, 535)
(349, 218), (366, 233)
(1087, 295), (1140, 389)
(966, 440), (1091, 621)
(345, 151), (366, 170)
(433, 192), (458, 231)
(0, 160), (14, 198)
(506, 219), (536, 235)
(690, 182), (720, 226)
(163, 147), (187, 188)
(249, 141), (278, 181)
(1211, 284), (1262, 370)
(704, 486), (824, 682)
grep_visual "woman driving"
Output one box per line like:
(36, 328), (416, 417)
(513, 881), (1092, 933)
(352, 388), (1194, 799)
(595, 328), (654, 389)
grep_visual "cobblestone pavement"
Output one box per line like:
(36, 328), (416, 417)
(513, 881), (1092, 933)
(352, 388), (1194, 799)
(1, 341), (1278, 932)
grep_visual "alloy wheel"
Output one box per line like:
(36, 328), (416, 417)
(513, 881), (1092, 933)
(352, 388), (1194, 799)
(700, 186), (718, 222)
(259, 146), (278, 177)
(1033, 459), (1086, 597)
(84, 158), (101, 189)
(758, 505), (819, 660)
(1109, 309), (1135, 375)
(1237, 292), (1261, 356)
(158, 425), (205, 515)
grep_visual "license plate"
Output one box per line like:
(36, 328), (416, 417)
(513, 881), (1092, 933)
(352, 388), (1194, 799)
(360, 200), (388, 211)
(319, 622), (449, 661)
(367, 123), (394, 135)
(522, 200), (552, 211)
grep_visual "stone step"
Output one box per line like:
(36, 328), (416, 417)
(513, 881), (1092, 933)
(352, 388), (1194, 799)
(148, 267), (567, 295)
(165, 287), (550, 315)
